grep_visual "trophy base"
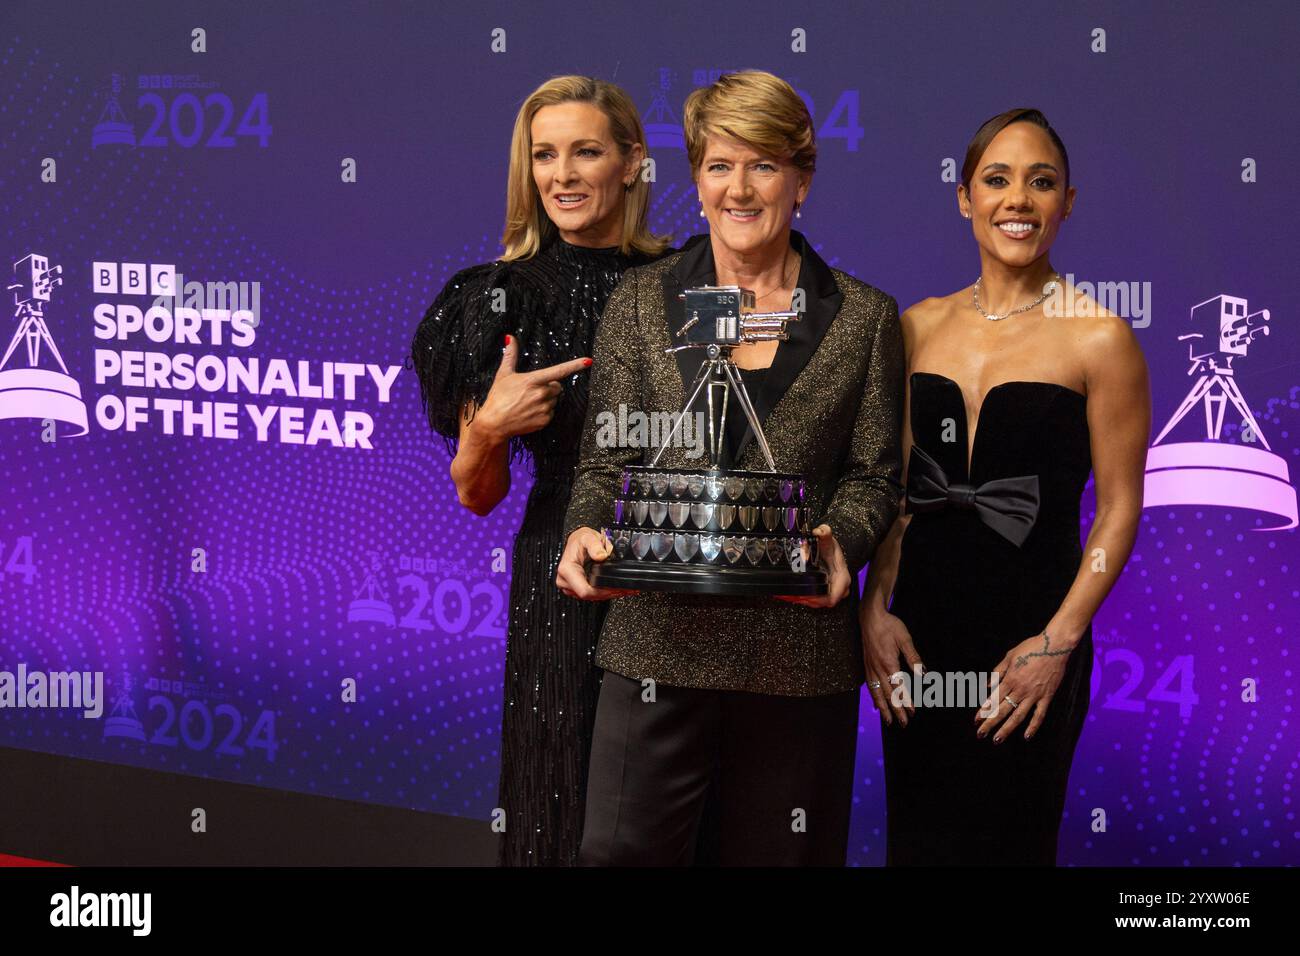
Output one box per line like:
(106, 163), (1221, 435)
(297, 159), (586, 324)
(596, 463), (824, 597)
(590, 560), (827, 597)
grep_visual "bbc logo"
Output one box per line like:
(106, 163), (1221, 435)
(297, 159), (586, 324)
(92, 261), (176, 296)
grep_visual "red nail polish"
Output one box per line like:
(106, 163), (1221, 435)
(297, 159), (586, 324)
(583, 358), (593, 367)
(504, 334), (511, 346)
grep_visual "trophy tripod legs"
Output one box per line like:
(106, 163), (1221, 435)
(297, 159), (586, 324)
(722, 360), (776, 471)
(651, 355), (776, 471)
(651, 359), (713, 468)
(706, 369), (729, 467)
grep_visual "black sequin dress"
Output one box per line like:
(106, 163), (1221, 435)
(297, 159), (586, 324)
(411, 232), (667, 866)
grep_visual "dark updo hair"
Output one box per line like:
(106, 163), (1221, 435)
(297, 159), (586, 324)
(960, 108), (1070, 192)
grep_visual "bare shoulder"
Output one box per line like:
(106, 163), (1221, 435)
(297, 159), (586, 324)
(1065, 306), (1147, 393)
(900, 294), (943, 324)
(1079, 309), (1137, 346)
(902, 285), (973, 322)
(899, 288), (965, 350)
(1063, 289), (1141, 356)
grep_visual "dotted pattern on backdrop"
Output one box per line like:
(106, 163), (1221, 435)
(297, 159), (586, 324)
(0, 39), (723, 819)
(2, 37), (1297, 866)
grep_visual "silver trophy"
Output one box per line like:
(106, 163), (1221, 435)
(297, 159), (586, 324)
(588, 286), (827, 597)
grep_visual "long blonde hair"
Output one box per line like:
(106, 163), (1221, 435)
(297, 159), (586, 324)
(500, 75), (672, 261)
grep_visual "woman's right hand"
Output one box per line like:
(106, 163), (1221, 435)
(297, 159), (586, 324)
(861, 605), (924, 727)
(473, 335), (592, 442)
(556, 527), (638, 601)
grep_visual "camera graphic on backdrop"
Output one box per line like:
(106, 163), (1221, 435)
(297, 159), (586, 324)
(1143, 293), (1296, 530)
(0, 252), (89, 438)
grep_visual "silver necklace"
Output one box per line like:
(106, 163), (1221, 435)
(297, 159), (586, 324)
(973, 273), (1061, 321)
(750, 251), (800, 303)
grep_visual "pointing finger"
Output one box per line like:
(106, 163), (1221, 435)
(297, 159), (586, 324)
(530, 356), (593, 383)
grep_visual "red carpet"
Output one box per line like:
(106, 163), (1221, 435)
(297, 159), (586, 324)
(0, 853), (67, 867)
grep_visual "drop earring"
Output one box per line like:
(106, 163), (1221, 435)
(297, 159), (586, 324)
(795, 201), (802, 219)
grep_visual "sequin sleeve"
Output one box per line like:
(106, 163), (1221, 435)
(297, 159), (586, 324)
(561, 268), (645, 542)
(819, 289), (905, 573)
(409, 261), (507, 459)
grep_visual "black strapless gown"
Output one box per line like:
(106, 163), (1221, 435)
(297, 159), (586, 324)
(882, 370), (1094, 865)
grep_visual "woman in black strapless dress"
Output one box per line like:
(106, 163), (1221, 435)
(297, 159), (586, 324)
(882, 373), (1096, 864)
(861, 109), (1150, 865)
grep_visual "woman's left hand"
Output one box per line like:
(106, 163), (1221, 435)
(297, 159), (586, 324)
(975, 631), (1079, 743)
(775, 524), (851, 609)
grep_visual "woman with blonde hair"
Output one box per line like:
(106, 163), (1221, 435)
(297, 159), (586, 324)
(557, 70), (904, 865)
(411, 75), (675, 866)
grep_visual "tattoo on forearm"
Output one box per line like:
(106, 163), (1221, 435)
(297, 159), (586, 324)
(1014, 631), (1071, 668)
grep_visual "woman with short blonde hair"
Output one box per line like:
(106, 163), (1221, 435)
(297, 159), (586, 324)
(681, 69), (817, 179)
(558, 70), (904, 866)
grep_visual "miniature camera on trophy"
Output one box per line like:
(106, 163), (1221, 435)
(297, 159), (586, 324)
(587, 285), (828, 597)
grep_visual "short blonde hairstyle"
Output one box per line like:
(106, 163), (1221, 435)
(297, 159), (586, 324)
(500, 75), (672, 261)
(682, 70), (817, 180)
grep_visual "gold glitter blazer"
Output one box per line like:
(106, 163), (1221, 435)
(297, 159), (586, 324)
(562, 230), (904, 696)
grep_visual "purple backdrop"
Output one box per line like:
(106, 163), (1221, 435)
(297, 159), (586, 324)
(1, 0), (1296, 865)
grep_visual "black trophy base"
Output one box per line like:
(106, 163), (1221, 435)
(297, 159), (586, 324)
(590, 560), (827, 597)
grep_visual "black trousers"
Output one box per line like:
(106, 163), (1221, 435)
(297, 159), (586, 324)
(579, 671), (860, 866)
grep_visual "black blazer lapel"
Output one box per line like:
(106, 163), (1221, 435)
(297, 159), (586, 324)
(660, 229), (842, 467)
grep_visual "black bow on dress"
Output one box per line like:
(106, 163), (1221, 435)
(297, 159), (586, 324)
(905, 444), (1040, 547)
